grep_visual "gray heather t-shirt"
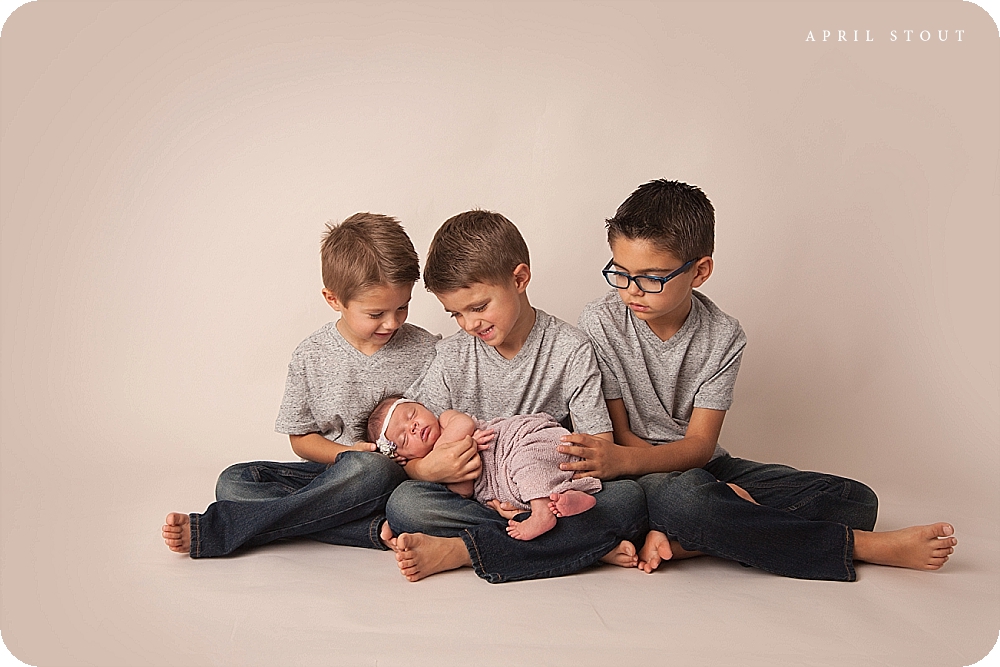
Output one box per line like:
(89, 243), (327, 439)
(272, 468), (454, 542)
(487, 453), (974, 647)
(578, 290), (746, 460)
(409, 308), (613, 435)
(275, 322), (439, 445)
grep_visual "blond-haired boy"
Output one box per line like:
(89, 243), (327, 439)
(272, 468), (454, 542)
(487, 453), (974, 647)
(162, 213), (439, 557)
(383, 210), (646, 583)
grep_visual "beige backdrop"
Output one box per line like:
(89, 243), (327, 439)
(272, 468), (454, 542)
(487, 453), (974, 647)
(2, 1), (998, 665)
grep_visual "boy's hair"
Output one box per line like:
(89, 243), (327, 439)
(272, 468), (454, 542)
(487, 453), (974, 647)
(320, 213), (420, 304)
(606, 179), (715, 261)
(360, 393), (406, 443)
(423, 210), (530, 294)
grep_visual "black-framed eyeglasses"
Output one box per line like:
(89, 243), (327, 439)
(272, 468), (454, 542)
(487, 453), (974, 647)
(602, 258), (696, 294)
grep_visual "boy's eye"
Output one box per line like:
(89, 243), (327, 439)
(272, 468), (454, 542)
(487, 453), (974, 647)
(368, 312), (384, 319)
(470, 303), (488, 313)
(397, 304), (409, 312)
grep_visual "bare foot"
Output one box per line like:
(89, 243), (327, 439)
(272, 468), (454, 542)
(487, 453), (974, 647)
(548, 490), (597, 518)
(637, 530), (674, 573)
(394, 533), (472, 581)
(854, 523), (957, 570)
(728, 483), (757, 504)
(379, 520), (398, 551)
(162, 512), (191, 554)
(600, 540), (638, 568)
(507, 500), (557, 540)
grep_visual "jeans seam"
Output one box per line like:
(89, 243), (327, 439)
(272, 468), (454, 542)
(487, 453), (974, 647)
(249, 465), (324, 484)
(783, 488), (830, 513)
(461, 529), (502, 583)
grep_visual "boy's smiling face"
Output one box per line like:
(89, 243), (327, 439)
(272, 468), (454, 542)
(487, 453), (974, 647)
(383, 401), (440, 459)
(324, 282), (413, 355)
(609, 237), (712, 340)
(434, 264), (535, 359)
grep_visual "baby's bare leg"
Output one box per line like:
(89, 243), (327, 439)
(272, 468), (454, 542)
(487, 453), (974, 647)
(506, 498), (557, 541)
(548, 490), (597, 517)
(162, 512), (191, 554)
(854, 523), (957, 570)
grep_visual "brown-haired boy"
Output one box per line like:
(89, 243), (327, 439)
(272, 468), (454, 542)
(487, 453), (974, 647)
(162, 213), (439, 557)
(570, 179), (957, 579)
(382, 210), (647, 583)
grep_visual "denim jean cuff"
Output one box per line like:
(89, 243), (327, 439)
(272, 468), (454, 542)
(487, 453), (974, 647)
(189, 512), (200, 559)
(368, 515), (391, 551)
(843, 524), (857, 582)
(459, 529), (503, 583)
(459, 528), (619, 584)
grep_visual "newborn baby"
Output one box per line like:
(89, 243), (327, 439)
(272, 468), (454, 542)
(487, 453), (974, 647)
(367, 395), (602, 540)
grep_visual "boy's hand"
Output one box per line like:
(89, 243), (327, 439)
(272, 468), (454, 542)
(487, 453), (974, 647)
(408, 436), (483, 484)
(557, 433), (632, 480)
(485, 500), (522, 520)
(352, 441), (407, 464)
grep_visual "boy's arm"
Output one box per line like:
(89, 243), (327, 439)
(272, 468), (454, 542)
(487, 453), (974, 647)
(558, 401), (723, 479)
(289, 433), (375, 463)
(607, 399), (654, 449)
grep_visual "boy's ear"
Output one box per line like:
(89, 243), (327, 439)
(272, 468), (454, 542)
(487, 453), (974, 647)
(690, 257), (714, 289)
(512, 263), (531, 293)
(322, 288), (343, 312)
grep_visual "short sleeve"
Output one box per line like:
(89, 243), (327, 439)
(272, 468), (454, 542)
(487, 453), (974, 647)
(408, 351), (453, 416)
(577, 307), (623, 401)
(274, 354), (320, 435)
(564, 343), (614, 434)
(692, 329), (746, 411)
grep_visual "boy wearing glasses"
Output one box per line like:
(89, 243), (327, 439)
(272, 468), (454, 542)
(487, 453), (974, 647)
(570, 179), (957, 580)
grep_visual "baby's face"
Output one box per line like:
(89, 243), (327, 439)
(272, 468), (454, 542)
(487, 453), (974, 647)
(384, 402), (440, 459)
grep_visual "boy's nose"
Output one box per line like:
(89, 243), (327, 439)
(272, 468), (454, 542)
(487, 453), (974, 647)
(626, 281), (645, 297)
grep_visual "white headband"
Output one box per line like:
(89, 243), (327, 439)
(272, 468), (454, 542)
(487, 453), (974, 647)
(375, 398), (417, 456)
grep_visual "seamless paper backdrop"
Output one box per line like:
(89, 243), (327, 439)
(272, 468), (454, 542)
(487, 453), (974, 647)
(1, 1), (998, 665)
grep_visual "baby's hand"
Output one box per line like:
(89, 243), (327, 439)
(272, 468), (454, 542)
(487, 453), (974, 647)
(472, 428), (494, 450)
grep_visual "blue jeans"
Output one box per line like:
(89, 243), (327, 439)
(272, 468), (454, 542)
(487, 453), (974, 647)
(640, 455), (879, 581)
(385, 479), (647, 583)
(188, 451), (407, 558)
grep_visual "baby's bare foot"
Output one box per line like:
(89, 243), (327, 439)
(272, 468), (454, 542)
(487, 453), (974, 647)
(548, 490), (597, 518)
(162, 513), (191, 554)
(394, 533), (471, 581)
(600, 540), (638, 568)
(506, 510), (557, 540)
(854, 523), (957, 570)
(637, 530), (674, 573)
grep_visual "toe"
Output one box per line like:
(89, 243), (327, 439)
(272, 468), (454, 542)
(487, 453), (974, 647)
(934, 523), (955, 538)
